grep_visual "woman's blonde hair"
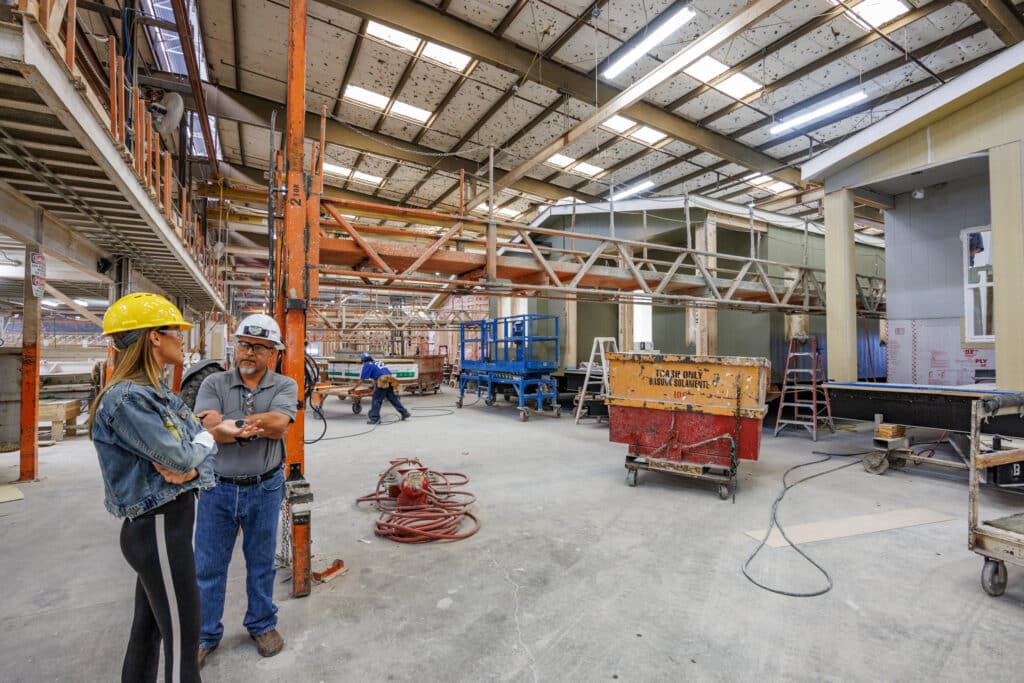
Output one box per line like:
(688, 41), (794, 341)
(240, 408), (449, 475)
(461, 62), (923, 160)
(87, 329), (165, 437)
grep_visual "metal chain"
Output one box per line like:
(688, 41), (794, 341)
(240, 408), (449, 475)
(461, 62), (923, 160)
(275, 498), (292, 569)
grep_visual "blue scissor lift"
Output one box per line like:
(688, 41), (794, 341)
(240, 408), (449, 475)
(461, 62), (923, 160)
(456, 314), (560, 422)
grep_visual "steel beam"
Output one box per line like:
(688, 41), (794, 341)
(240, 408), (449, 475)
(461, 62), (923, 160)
(964, 0), (1024, 45)
(170, 0), (218, 177)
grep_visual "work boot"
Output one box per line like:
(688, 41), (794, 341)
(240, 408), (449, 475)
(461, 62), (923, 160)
(366, 419), (379, 425)
(401, 412), (410, 421)
(251, 629), (285, 657)
(198, 644), (217, 668)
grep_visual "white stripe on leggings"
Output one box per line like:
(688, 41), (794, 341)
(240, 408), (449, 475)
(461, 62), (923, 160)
(155, 515), (182, 683)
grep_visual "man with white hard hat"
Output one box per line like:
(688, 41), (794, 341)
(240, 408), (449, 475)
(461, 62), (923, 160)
(192, 313), (298, 666)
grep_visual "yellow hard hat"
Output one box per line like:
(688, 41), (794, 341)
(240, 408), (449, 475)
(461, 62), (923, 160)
(102, 292), (193, 335)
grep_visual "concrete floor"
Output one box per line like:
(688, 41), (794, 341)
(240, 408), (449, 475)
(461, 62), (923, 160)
(2, 390), (1024, 682)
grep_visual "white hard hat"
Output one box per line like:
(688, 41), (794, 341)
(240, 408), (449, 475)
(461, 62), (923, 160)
(234, 313), (284, 349)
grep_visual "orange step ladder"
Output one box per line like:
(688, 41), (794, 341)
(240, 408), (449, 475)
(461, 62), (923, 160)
(774, 336), (834, 441)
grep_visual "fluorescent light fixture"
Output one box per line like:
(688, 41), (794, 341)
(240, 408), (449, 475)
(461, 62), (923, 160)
(352, 170), (384, 186)
(546, 153), (575, 168)
(366, 21), (421, 52)
(423, 42), (471, 71)
(765, 181), (794, 194)
(602, 115), (636, 133)
(630, 126), (667, 145)
(769, 90), (868, 134)
(73, 299), (89, 307)
(743, 173), (772, 185)
(573, 162), (603, 176)
(344, 85), (389, 110)
(684, 55), (729, 81)
(611, 180), (654, 201)
(602, 6), (697, 79)
(390, 100), (432, 123)
(860, 226), (884, 235)
(829, 0), (908, 30)
(717, 72), (761, 99)
(323, 162), (351, 178)
(41, 299), (59, 308)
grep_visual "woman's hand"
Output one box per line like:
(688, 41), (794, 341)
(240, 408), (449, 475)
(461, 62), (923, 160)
(153, 463), (198, 484)
(210, 417), (265, 442)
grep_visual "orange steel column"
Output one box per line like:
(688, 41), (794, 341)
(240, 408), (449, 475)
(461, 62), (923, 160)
(19, 251), (41, 481)
(282, 0), (312, 599)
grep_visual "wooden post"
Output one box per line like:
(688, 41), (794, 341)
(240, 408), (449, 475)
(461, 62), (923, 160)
(64, 0), (76, 70)
(107, 37), (116, 135)
(824, 189), (858, 382)
(989, 141), (1024, 390)
(145, 111), (153, 190)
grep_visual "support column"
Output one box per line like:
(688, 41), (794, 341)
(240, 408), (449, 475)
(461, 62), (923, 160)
(824, 188), (858, 382)
(19, 211), (42, 481)
(281, 0), (312, 599)
(563, 299), (577, 368)
(692, 213), (718, 356)
(618, 301), (633, 353)
(990, 141), (1024, 390)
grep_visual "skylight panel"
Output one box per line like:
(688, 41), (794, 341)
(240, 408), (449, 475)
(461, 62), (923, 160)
(496, 207), (521, 219)
(574, 162), (604, 176)
(323, 162), (351, 178)
(366, 21), (421, 52)
(602, 115), (636, 134)
(391, 100), (432, 123)
(717, 72), (761, 99)
(765, 181), (794, 194)
(352, 170), (384, 186)
(830, 0), (909, 30)
(546, 153), (575, 168)
(744, 173), (773, 186)
(630, 126), (667, 145)
(423, 42), (472, 72)
(344, 85), (390, 110)
(684, 55), (729, 82)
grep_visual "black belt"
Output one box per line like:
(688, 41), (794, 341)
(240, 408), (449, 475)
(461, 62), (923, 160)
(215, 466), (281, 487)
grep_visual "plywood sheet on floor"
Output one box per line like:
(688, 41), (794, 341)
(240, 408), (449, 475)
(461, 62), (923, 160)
(745, 508), (954, 547)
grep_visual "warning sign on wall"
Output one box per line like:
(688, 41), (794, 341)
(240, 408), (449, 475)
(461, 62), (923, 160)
(29, 252), (46, 298)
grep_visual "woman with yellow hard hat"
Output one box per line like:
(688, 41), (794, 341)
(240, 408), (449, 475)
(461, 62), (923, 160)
(89, 293), (259, 682)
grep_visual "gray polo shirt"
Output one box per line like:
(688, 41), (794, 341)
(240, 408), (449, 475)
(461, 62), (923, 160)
(194, 368), (298, 477)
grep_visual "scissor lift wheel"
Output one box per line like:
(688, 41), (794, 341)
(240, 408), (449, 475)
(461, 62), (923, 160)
(982, 558), (1008, 597)
(863, 451), (889, 475)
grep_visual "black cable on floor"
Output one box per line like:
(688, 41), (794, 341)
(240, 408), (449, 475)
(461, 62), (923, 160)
(742, 449), (874, 598)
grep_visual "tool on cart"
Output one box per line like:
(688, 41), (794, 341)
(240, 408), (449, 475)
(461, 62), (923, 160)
(774, 336), (833, 440)
(574, 337), (618, 424)
(607, 354), (770, 499)
(456, 314), (561, 421)
(968, 394), (1024, 597)
(356, 458), (480, 543)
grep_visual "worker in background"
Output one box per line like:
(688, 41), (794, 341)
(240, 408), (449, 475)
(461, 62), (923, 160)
(89, 293), (257, 683)
(356, 352), (410, 425)
(192, 314), (298, 666)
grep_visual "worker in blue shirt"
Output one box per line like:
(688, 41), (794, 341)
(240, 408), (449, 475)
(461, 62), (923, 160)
(356, 353), (410, 425)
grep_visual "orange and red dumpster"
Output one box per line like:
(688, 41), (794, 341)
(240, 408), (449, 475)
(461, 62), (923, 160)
(606, 353), (770, 499)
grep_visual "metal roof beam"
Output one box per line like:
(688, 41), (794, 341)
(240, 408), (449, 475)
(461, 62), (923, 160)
(964, 0), (1024, 45)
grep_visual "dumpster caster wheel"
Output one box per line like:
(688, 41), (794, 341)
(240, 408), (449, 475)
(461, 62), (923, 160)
(982, 558), (1007, 597)
(553, 406), (561, 418)
(519, 410), (529, 422)
(718, 484), (731, 500)
(455, 398), (463, 409)
(351, 401), (362, 415)
(863, 452), (889, 475)
(626, 469), (637, 487)
(485, 398), (495, 407)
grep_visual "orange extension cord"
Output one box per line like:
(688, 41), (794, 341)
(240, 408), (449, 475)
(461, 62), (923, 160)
(356, 458), (480, 543)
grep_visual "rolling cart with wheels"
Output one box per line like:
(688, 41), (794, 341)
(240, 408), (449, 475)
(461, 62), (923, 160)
(968, 395), (1024, 597)
(456, 314), (560, 421)
(607, 354), (770, 500)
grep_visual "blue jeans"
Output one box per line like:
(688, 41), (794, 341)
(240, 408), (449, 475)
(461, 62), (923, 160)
(368, 387), (409, 423)
(195, 468), (285, 649)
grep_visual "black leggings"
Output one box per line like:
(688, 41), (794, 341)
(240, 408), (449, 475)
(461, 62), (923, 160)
(119, 492), (201, 683)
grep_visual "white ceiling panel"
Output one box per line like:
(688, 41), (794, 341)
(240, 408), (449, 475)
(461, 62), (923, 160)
(446, 0), (516, 32)
(427, 81), (507, 140)
(415, 129), (460, 153)
(674, 88), (736, 120)
(504, 2), (575, 53)
(660, 140), (697, 157)
(348, 40), (411, 96)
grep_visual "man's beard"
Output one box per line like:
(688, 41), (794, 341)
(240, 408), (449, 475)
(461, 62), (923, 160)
(238, 365), (259, 375)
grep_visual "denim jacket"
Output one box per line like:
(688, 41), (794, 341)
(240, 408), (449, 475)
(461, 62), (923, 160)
(92, 380), (216, 519)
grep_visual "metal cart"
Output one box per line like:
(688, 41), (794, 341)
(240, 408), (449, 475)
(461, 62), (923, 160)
(456, 314), (560, 421)
(606, 354), (770, 499)
(968, 394), (1024, 596)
